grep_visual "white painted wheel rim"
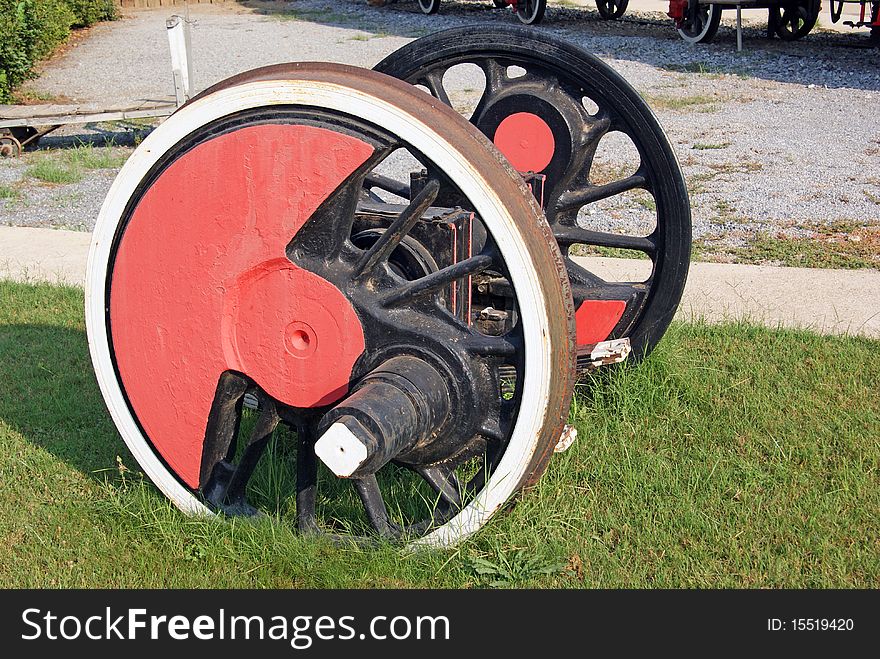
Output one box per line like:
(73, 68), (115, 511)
(86, 75), (556, 548)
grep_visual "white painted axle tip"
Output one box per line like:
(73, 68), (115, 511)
(314, 419), (370, 478)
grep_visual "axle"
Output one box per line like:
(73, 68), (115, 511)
(315, 356), (452, 478)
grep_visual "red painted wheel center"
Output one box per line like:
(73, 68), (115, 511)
(110, 123), (374, 487)
(492, 112), (555, 174)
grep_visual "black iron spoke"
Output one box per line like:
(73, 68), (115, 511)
(464, 439), (504, 498)
(465, 333), (519, 357)
(422, 70), (452, 107)
(352, 179), (440, 281)
(288, 146), (395, 260)
(199, 372), (249, 487)
(415, 465), (463, 513)
(554, 225), (656, 255)
(555, 174), (648, 214)
(364, 172), (411, 199)
(571, 281), (648, 304)
(470, 58), (506, 121)
(220, 397), (279, 513)
(353, 475), (400, 539)
(380, 252), (495, 307)
(296, 425), (320, 534)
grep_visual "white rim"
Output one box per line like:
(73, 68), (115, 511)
(518, 0), (542, 22)
(85, 76), (556, 548)
(677, 5), (716, 43)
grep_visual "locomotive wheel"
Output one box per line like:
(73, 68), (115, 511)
(515, 0), (546, 24)
(769, 0), (819, 40)
(418, 0), (441, 14)
(375, 26), (691, 372)
(596, 0), (628, 20)
(86, 63), (574, 547)
(677, 2), (722, 43)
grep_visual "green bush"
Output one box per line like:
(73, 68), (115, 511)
(64, 0), (117, 28)
(0, 0), (116, 103)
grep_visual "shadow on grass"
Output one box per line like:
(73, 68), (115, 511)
(0, 322), (127, 481)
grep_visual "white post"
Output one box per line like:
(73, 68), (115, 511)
(166, 15), (194, 106)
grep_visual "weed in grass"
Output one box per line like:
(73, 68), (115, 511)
(643, 94), (720, 113)
(66, 143), (128, 170)
(0, 183), (20, 199)
(694, 222), (880, 269)
(466, 550), (567, 588)
(26, 158), (82, 184)
(693, 142), (731, 150)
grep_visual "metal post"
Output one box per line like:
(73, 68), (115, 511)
(166, 15), (194, 106)
(736, 3), (743, 52)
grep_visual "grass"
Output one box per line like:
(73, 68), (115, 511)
(693, 142), (731, 151)
(695, 222), (880, 270)
(642, 94), (720, 113)
(660, 62), (751, 80)
(26, 143), (128, 185)
(0, 281), (878, 587)
(0, 183), (20, 200)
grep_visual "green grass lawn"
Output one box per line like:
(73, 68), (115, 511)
(0, 280), (877, 588)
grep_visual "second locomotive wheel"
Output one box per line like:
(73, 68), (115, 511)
(86, 63), (574, 548)
(375, 26), (691, 373)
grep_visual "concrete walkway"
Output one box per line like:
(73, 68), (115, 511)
(2, 225), (878, 338)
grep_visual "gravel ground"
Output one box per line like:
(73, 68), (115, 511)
(1, 1), (878, 259)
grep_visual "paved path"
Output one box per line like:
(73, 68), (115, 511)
(2, 225), (877, 338)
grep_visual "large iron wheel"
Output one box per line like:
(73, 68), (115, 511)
(86, 63), (574, 547)
(596, 0), (629, 20)
(677, 1), (722, 43)
(770, 0), (819, 40)
(375, 26), (691, 372)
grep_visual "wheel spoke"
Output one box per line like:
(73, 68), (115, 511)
(571, 280), (648, 304)
(380, 252), (495, 307)
(352, 179), (440, 280)
(353, 475), (400, 539)
(221, 397), (280, 511)
(421, 70), (452, 107)
(199, 372), (249, 486)
(296, 425), (320, 534)
(364, 172), (411, 199)
(415, 464), (463, 513)
(465, 333), (520, 357)
(554, 225), (656, 255)
(555, 174), (648, 214)
(464, 439), (504, 498)
(203, 393), (279, 516)
(288, 146), (395, 260)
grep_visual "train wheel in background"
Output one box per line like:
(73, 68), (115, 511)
(769, 0), (820, 40)
(596, 0), (629, 20)
(677, 1), (722, 43)
(375, 27), (691, 374)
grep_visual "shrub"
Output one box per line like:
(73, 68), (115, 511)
(64, 0), (117, 28)
(0, 0), (116, 102)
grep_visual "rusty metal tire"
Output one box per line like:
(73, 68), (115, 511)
(87, 63), (574, 548)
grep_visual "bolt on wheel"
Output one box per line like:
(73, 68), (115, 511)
(375, 26), (691, 373)
(86, 64), (574, 547)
